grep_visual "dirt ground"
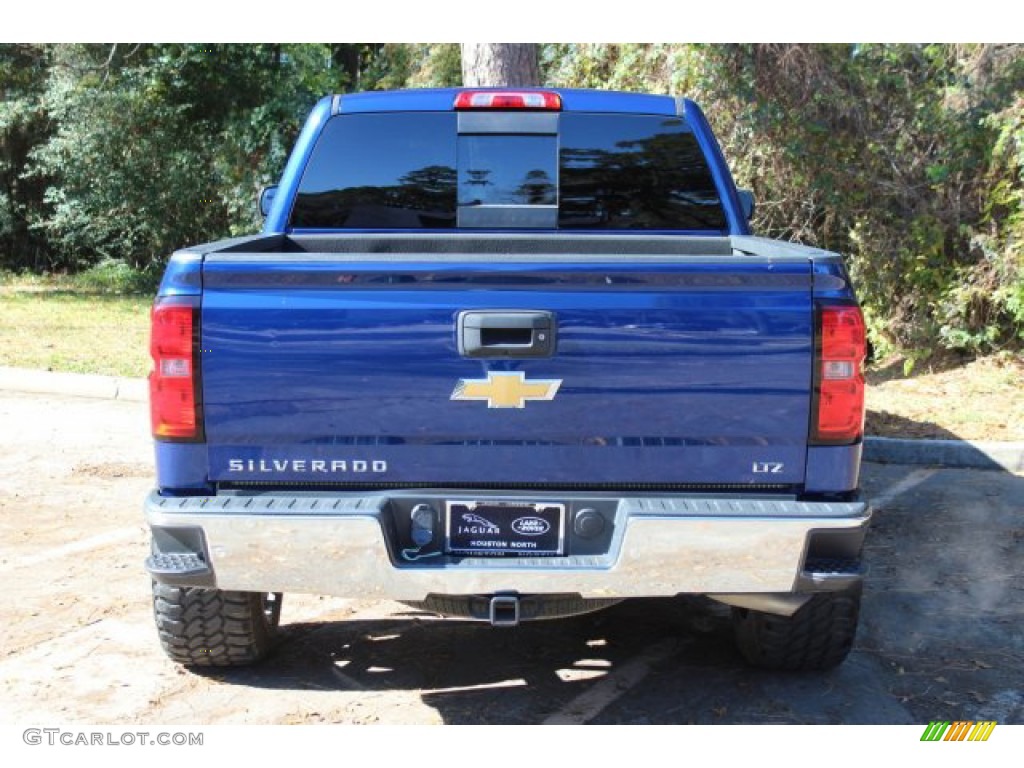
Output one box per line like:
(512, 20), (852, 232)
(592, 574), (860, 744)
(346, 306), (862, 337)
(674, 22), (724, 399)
(865, 353), (1024, 441)
(0, 391), (1021, 727)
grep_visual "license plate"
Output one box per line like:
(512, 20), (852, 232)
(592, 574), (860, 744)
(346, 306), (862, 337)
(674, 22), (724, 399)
(445, 501), (565, 557)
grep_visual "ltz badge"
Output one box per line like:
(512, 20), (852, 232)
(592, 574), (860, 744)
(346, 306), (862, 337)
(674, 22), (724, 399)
(451, 371), (562, 409)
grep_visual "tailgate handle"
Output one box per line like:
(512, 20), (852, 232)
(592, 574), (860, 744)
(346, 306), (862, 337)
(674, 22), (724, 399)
(458, 311), (556, 358)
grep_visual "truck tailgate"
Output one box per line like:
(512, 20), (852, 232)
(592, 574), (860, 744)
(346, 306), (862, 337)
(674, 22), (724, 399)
(200, 251), (813, 488)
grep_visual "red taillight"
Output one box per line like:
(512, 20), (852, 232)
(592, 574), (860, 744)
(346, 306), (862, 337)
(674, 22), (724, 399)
(454, 90), (562, 110)
(149, 301), (201, 440)
(813, 305), (866, 444)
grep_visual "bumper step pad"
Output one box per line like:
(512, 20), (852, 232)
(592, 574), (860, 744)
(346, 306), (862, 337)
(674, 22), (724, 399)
(145, 552), (213, 587)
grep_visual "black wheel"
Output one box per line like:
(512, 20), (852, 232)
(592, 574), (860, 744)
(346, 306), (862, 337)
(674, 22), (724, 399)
(732, 587), (861, 671)
(152, 583), (282, 667)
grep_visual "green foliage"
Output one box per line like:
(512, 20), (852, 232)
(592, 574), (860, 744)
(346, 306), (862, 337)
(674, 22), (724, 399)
(1, 42), (1021, 356)
(0, 43), (469, 275)
(360, 44), (462, 90)
(69, 258), (160, 294)
(0, 44), (51, 270)
(546, 43), (1023, 356)
(19, 44), (349, 270)
(554, 43), (1024, 355)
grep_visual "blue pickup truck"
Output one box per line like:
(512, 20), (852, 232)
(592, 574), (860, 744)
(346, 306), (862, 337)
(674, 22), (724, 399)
(145, 88), (869, 671)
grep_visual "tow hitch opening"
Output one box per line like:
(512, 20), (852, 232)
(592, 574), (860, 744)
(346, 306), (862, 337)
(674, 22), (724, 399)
(489, 594), (521, 627)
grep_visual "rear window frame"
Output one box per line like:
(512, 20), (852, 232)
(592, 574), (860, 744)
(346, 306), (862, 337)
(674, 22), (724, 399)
(287, 111), (729, 234)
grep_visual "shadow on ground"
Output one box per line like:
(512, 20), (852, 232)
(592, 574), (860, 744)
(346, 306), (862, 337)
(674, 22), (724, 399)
(865, 410), (963, 442)
(865, 354), (972, 385)
(195, 598), (718, 723)
(855, 459), (1023, 725)
(200, 597), (908, 724)
(865, 411), (1021, 471)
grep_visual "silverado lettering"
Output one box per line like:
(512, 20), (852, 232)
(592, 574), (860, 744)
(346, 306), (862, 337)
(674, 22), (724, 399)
(226, 459), (388, 473)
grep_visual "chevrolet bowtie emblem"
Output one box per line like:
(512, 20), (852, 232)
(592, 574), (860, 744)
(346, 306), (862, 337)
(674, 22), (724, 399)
(451, 371), (562, 409)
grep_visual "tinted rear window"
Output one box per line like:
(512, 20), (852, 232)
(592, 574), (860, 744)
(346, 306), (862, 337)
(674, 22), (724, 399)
(559, 114), (727, 230)
(290, 112), (726, 231)
(291, 113), (457, 229)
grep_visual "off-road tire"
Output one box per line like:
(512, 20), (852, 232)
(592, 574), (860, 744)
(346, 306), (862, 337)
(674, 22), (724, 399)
(152, 583), (282, 667)
(732, 587), (861, 671)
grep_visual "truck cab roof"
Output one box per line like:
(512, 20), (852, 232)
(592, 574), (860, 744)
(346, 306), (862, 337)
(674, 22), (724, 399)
(266, 88), (748, 235)
(332, 88), (688, 116)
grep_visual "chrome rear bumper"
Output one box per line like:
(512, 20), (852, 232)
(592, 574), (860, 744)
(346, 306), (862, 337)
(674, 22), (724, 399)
(145, 490), (869, 607)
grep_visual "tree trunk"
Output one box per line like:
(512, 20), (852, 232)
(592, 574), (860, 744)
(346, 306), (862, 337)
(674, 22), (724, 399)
(461, 44), (540, 87)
